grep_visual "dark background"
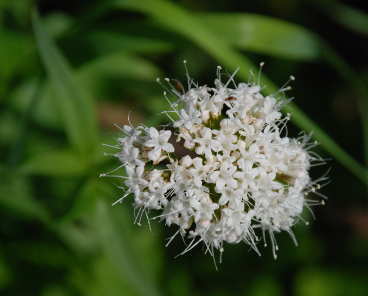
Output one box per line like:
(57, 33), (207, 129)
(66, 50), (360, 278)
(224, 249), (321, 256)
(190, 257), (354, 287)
(0, 0), (367, 295)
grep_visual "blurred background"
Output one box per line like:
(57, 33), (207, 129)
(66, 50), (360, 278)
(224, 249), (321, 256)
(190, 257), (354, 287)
(1, 0), (368, 295)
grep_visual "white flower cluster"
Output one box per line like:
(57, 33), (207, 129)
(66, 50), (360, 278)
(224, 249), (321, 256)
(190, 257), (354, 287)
(106, 66), (327, 260)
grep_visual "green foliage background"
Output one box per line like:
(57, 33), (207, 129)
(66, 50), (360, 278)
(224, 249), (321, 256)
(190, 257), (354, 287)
(0, 0), (367, 295)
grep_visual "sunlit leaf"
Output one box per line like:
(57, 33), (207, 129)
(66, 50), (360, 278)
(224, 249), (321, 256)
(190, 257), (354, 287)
(295, 269), (367, 296)
(200, 13), (321, 60)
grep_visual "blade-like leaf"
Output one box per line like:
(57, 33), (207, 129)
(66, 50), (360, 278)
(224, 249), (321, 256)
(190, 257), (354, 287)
(77, 52), (162, 89)
(32, 11), (99, 159)
(85, 31), (173, 55)
(321, 44), (368, 169)
(115, 0), (368, 185)
(94, 200), (161, 296)
(311, 0), (368, 36)
(200, 13), (321, 61)
(308, 0), (368, 169)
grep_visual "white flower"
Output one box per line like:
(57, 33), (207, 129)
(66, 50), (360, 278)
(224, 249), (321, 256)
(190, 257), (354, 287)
(145, 127), (174, 162)
(107, 66), (327, 262)
(174, 107), (201, 130)
(194, 127), (221, 159)
(209, 160), (238, 191)
(124, 164), (147, 195)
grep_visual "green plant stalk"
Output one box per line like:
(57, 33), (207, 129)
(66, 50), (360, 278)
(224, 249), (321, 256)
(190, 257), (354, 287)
(321, 43), (368, 168)
(115, 0), (368, 185)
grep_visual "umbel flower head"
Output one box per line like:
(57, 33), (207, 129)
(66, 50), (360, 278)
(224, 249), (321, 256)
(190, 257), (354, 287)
(103, 63), (327, 262)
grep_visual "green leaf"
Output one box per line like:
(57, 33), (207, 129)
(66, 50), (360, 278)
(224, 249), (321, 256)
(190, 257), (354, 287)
(43, 12), (74, 38)
(312, 0), (368, 36)
(200, 13), (321, 61)
(21, 148), (89, 176)
(72, 256), (140, 296)
(85, 31), (174, 55)
(94, 200), (161, 296)
(295, 269), (368, 296)
(333, 4), (368, 36)
(114, 0), (368, 185)
(10, 52), (161, 131)
(0, 255), (11, 289)
(0, 173), (49, 222)
(309, 0), (368, 169)
(32, 11), (99, 159)
(10, 79), (61, 129)
(321, 45), (368, 170)
(0, 29), (34, 96)
(77, 52), (162, 91)
(58, 177), (107, 223)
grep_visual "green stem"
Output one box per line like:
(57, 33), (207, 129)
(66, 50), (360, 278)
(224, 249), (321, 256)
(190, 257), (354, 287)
(321, 43), (368, 181)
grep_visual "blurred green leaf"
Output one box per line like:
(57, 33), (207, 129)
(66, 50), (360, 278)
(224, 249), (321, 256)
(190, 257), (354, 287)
(43, 13), (74, 38)
(11, 241), (73, 268)
(53, 176), (160, 279)
(9, 79), (61, 129)
(333, 4), (368, 36)
(86, 31), (174, 55)
(200, 13), (321, 60)
(115, 0), (368, 185)
(77, 52), (162, 93)
(21, 148), (89, 176)
(0, 0), (33, 26)
(296, 269), (343, 296)
(313, 0), (368, 36)
(321, 45), (368, 169)
(72, 256), (140, 296)
(0, 111), (22, 145)
(0, 29), (33, 93)
(0, 255), (11, 288)
(58, 177), (107, 223)
(32, 11), (99, 159)
(166, 271), (191, 296)
(308, 0), (368, 167)
(41, 286), (68, 296)
(10, 53), (161, 130)
(247, 275), (282, 296)
(94, 200), (161, 296)
(0, 173), (49, 221)
(295, 269), (368, 296)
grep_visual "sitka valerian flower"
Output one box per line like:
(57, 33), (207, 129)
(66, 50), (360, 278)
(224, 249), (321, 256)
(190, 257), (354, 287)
(103, 63), (328, 263)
